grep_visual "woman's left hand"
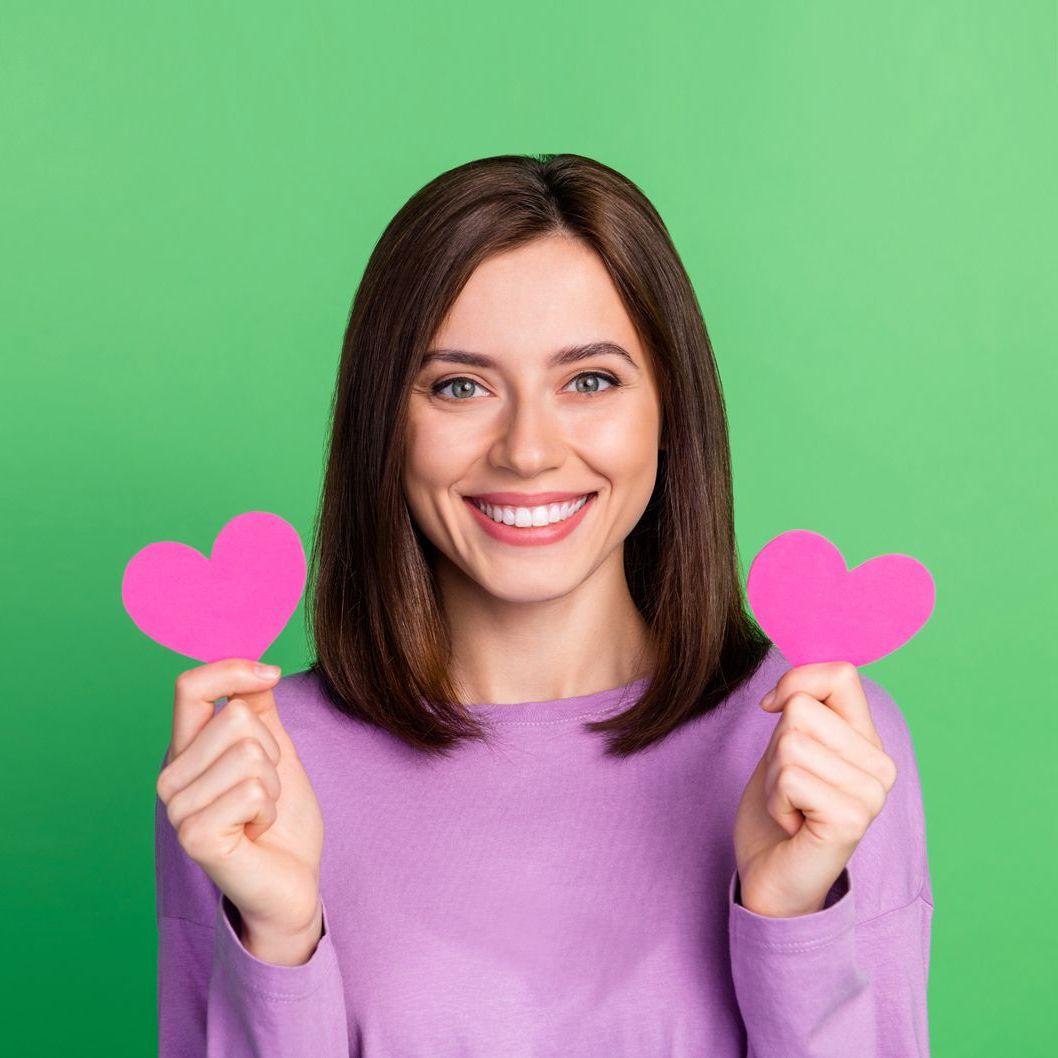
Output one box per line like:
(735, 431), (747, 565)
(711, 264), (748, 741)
(733, 661), (898, 917)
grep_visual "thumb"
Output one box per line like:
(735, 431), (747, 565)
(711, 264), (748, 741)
(236, 685), (280, 718)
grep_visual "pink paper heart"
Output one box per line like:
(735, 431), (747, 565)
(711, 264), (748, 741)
(121, 511), (306, 664)
(746, 529), (935, 667)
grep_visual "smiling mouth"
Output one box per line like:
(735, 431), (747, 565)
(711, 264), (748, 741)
(465, 492), (597, 528)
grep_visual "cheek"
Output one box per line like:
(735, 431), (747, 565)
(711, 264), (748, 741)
(407, 407), (484, 469)
(570, 402), (659, 471)
(402, 414), (475, 536)
(405, 412), (456, 481)
(574, 406), (660, 519)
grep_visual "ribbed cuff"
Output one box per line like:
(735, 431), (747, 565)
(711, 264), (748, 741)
(214, 892), (340, 1000)
(729, 866), (855, 949)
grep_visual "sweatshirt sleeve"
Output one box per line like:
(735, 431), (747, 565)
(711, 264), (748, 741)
(727, 676), (934, 1058)
(155, 749), (352, 1057)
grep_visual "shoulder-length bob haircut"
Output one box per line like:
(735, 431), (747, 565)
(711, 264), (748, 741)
(306, 152), (771, 758)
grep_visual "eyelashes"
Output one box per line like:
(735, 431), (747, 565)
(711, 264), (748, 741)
(429, 370), (623, 402)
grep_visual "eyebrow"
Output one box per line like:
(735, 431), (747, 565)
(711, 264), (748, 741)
(420, 341), (640, 373)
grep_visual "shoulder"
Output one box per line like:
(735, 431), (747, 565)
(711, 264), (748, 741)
(858, 671), (918, 760)
(270, 667), (377, 752)
(271, 667), (332, 737)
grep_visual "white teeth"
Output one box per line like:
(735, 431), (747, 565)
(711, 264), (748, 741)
(473, 494), (591, 527)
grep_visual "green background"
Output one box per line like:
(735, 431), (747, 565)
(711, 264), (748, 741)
(3, 1), (1054, 1054)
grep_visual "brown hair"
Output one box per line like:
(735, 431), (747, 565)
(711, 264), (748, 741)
(306, 152), (771, 758)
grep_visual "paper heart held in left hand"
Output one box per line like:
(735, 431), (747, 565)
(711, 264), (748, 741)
(746, 529), (935, 668)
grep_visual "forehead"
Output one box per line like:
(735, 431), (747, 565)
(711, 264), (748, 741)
(430, 235), (643, 360)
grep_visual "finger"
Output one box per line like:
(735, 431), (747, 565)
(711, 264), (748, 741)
(765, 729), (888, 822)
(768, 691), (896, 790)
(170, 658), (282, 761)
(165, 737), (281, 830)
(768, 762), (871, 846)
(177, 777), (279, 864)
(158, 698), (281, 804)
(762, 661), (880, 747)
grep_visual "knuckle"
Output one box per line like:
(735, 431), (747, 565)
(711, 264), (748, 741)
(177, 816), (205, 856)
(230, 658), (259, 687)
(776, 729), (802, 757)
(237, 737), (266, 764)
(166, 793), (185, 829)
(244, 658), (267, 681)
(224, 698), (252, 724)
(884, 755), (898, 790)
(834, 660), (858, 683)
(846, 803), (871, 835)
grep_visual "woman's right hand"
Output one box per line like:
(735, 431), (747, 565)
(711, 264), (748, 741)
(156, 658), (325, 962)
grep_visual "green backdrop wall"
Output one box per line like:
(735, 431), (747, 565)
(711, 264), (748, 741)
(3, 1), (1054, 1054)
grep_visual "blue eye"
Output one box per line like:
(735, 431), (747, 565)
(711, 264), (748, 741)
(430, 371), (622, 401)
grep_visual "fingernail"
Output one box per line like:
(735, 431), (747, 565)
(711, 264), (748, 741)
(761, 690), (776, 709)
(254, 663), (281, 679)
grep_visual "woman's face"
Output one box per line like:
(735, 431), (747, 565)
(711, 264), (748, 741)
(403, 233), (664, 605)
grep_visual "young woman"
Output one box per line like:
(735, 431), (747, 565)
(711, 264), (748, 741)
(155, 153), (933, 1057)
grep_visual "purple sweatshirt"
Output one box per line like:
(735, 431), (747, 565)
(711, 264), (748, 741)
(155, 645), (933, 1056)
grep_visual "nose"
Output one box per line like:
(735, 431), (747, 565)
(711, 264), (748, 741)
(488, 397), (568, 478)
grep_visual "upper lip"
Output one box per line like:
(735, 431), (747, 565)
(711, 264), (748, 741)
(465, 491), (597, 506)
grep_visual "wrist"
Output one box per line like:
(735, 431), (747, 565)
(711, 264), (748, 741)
(236, 899), (324, 966)
(735, 870), (829, 918)
(738, 879), (828, 917)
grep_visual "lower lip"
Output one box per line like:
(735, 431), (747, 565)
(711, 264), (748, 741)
(463, 493), (597, 547)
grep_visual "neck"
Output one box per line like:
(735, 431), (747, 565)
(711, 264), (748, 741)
(436, 549), (656, 705)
